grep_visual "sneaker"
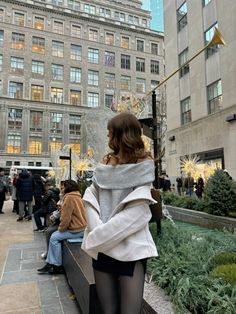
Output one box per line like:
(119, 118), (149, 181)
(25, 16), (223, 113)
(37, 263), (53, 274)
(38, 229), (45, 233)
(26, 216), (32, 221)
(49, 265), (65, 275)
(34, 228), (44, 232)
(17, 217), (23, 222)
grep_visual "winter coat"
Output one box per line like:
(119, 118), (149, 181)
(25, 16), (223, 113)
(16, 170), (34, 201)
(41, 188), (60, 214)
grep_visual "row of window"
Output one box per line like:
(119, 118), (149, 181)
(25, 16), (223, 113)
(181, 79), (222, 124)
(0, 29), (159, 56)
(0, 3), (149, 29)
(1, 78), (159, 106)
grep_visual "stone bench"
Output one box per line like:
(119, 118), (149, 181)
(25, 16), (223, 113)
(62, 241), (158, 314)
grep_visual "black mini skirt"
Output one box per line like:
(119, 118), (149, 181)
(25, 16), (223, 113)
(92, 253), (147, 277)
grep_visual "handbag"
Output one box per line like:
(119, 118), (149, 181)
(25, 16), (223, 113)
(149, 188), (162, 222)
(5, 192), (10, 201)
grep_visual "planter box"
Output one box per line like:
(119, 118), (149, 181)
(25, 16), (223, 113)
(166, 205), (236, 231)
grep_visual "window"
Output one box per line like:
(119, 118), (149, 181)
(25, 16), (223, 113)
(53, 20), (63, 34)
(8, 108), (22, 129)
(69, 141), (80, 155)
(207, 80), (222, 114)
(34, 16), (44, 30)
(121, 36), (129, 49)
(150, 60), (159, 74)
(51, 87), (63, 103)
(50, 139), (62, 155)
(7, 133), (21, 154)
(30, 111), (43, 131)
(51, 0), (63, 5)
(32, 36), (45, 54)
(177, 2), (187, 32)
(70, 67), (81, 83)
(179, 48), (189, 77)
(181, 97), (191, 125)
(136, 78), (146, 93)
(51, 64), (63, 80)
(11, 32), (25, 49)
(31, 85), (44, 101)
(121, 54), (130, 69)
(205, 23), (219, 58)
(84, 4), (95, 14)
(99, 8), (111, 18)
(114, 12), (125, 22)
(89, 29), (98, 41)
(14, 12), (25, 26)
(0, 30), (3, 46)
(129, 15), (139, 25)
(70, 44), (82, 61)
(32, 60), (44, 75)
(105, 94), (113, 108)
(88, 92), (99, 107)
(88, 70), (99, 86)
(0, 80), (2, 95)
(105, 33), (114, 45)
(52, 41), (64, 57)
(105, 73), (115, 89)
(71, 24), (81, 37)
(151, 80), (159, 90)
(50, 112), (63, 133)
(69, 115), (81, 135)
(105, 51), (115, 67)
(136, 58), (145, 72)
(68, 0), (80, 10)
(142, 19), (147, 27)
(0, 9), (4, 22)
(137, 40), (144, 52)
(9, 82), (23, 99)
(120, 76), (131, 91)
(29, 137), (42, 155)
(0, 54), (2, 71)
(88, 48), (99, 63)
(151, 43), (158, 55)
(70, 90), (81, 105)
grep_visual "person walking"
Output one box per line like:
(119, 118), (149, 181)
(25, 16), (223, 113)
(16, 169), (34, 221)
(195, 175), (204, 198)
(184, 172), (195, 196)
(176, 173), (183, 195)
(37, 180), (86, 274)
(82, 112), (158, 314)
(0, 168), (9, 214)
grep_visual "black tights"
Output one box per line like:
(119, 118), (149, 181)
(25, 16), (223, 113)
(94, 261), (145, 314)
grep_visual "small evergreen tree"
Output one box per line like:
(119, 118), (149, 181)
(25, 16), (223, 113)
(204, 169), (236, 216)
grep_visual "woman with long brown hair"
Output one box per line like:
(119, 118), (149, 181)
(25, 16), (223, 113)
(82, 112), (158, 314)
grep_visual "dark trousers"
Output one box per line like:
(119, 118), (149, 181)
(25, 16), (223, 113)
(0, 191), (5, 212)
(34, 208), (46, 230)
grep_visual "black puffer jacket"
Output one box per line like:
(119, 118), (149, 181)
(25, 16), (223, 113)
(16, 170), (34, 201)
(41, 187), (60, 214)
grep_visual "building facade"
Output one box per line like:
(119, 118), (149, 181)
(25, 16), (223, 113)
(0, 0), (164, 171)
(164, 0), (236, 180)
(142, 0), (164, 32)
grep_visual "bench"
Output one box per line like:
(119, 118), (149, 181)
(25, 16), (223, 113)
(62, 241), (157, 314)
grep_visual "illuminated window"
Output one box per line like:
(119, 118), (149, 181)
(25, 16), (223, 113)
(9, 82), (23, 99)
(31, 85), (44, 101)
(88, 48), (99, 63)
(105, 73), (115, 89)
(88, 92), (99, 107)
(14, 12), (25, 26)
(70, 67), (81, 83)
(105, 33), (114, 45)
(51, 64), (64, 80)
(89, 29), (98, 41)
(105, 51), (115, 67)
(136, 78), (146, 93)
(53, 20), (63, 34)
(88, 70), (99, 86)
(50, 112), (63, 133)
(177, 2), (187, 32)
(121, 54), (130, 69)
(11, 32), (25, 50)
(69, 142), (80, 155)
(70, 90), (81, 106)
(120, 76), (131, 91)
(49, 139), (62, 155)
(29, 137), (42, 154)
(51, 87), (63, 103)
(136, 40), (144, 52)
(69, 115), (81, 135)
(8, 108), (22, 129)
(121, 36), (129, 49)
(0, 30), (3, 47)
(205, 23), (219, 58)
(11, 56), (24, 73)
(32, 36), (45, 54)
(136, 58), (145, 72)
(70, 44), (82, 61)
(150, 60), (159, 74)
(32, 60), (44, 75)
(7, 133), (21, 154)
(207, 80), (222, 114)
(30, 111), (43, 131)
(71, 24), (81, 37)
(34, 16), (44, 30)
(181, 97), (191, 125)
(52, 41), (64, 58)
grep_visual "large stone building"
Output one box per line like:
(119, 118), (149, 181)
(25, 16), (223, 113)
(0, 0), (164, 171)
(164, 0), (236, 180)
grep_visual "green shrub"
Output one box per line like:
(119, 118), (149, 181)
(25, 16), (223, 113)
(211, 252), (236, 267)
(211, 264), (236, 285)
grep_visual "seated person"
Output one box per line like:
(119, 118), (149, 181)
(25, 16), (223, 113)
(33, 183), (60, 231)
(37, 180), (87, 274)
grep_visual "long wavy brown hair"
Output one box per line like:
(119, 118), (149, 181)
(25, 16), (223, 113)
(105, 112), (152, 164)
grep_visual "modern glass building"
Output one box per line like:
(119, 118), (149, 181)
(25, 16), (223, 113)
(142, 0), (164, 32)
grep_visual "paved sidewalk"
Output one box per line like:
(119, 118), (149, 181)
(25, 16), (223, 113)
(0, 200), (81, 314)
